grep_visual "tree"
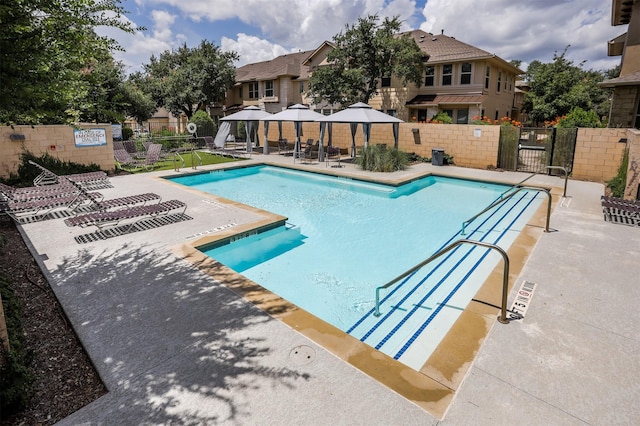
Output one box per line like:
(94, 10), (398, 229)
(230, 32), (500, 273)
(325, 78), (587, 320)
(139, 41), (239, 119)
(78, 56), (155, 124)
(307, 15), (426, 106)
(0, 0), (138, 125)
(522, 47), (611, 125)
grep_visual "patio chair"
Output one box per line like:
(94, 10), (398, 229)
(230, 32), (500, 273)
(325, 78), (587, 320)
(278, 139), (293, 155)
(0, 181), (80, 202)
(294, 139), (317, 164)
(28, 160), (110, 189)
(325, 146), (342, 168)
(601, 195), (640, 226)
(4, 188), (103, 222)
(64, 199), (187, 231)
(114, 148), (145, 171)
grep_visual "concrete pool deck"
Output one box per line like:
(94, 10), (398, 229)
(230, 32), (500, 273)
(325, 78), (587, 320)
(14, 153), (640, 424)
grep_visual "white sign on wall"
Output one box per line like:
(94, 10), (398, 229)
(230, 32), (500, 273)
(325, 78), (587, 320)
(74, 128), (107, 147)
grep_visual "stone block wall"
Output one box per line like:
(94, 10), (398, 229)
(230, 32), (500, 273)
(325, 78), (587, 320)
(571, 128), (628, 182)
(0, 124), (115, 178)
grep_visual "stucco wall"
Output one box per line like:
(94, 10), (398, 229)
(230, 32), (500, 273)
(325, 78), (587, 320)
(0, 124), (115, 179)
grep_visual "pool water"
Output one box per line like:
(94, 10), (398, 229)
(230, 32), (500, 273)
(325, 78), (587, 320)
(170, 165), (543, 369)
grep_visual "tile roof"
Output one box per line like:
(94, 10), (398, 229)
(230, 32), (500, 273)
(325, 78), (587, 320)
(407, 94), (486, 106)
(405, 30), (494, 63)
(235, 50), (314, 83)
(599, 69), (640, 87)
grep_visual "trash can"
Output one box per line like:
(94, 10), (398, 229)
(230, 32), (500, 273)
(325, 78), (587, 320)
(432, 148), (445, 166)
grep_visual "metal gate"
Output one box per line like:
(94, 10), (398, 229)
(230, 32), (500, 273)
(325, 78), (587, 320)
(498, 127), (578, 174)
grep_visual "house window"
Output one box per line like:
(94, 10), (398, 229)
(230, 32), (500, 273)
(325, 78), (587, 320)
(238, 86), (243, 99)
(424, 66), (435, 86)
(494, 110), (499, 121)
(265, 80), (274, 97)
(299, 82), (305, 93)
(441, 109), (453, 119)
(497, 71), (502, 92)
(456, 109), (469, 124)
(442, 64), (452, 85)
(386, 109), (397, 117)
(381, 76), (391, 87)
(460, 63), (472, 85)
(485, 66), (490, 89)
(248, 82), (258, 99)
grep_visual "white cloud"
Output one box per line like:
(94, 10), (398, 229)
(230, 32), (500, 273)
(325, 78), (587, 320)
(221, 34), (291, 66)
(420, 0), (623, 71)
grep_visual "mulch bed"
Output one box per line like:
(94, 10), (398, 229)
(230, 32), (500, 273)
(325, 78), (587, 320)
(0, 215), (106, 425)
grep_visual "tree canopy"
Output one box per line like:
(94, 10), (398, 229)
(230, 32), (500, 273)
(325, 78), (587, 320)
(307, 15), (426, 106)
(0, 0), (138, 125)
(136, 41), (239, 119)
(522, 47), (612, 125)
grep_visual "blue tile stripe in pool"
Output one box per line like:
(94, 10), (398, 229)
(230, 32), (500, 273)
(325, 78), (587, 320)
(346, 190), (525, 337)
(390, 194), (538, 360)
(346, 190), (538, 358)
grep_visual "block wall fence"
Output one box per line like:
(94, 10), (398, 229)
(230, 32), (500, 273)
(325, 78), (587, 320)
(2, 123), (637, 199)
(0, 124), (114, 178)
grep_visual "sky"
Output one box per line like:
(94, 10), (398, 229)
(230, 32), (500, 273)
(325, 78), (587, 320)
(103, 0), (627, 75)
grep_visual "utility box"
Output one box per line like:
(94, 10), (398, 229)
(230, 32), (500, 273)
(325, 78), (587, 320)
(432, 148), (445, 166)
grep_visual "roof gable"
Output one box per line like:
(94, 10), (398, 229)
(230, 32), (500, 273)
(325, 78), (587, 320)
(235, 49), (314, 83)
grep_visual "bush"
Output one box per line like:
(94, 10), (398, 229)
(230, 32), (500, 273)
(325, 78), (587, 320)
(190, 110), (217, 137)
(607, 147), (628, 197)
(557, 107), (603, 128)
(0, 273), (34, 419)
(121, 127), (134, 141)
(356, 144), (408, 172)
(2, 151), (102, 187)
(429, 112), (453, 124)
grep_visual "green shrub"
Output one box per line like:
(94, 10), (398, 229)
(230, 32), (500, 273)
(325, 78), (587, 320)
(430, 112), (453, 124)
(607, 147), (628, 197)
(2, 150), (102, 187)
(190, 110), (217, 137)
(557, 107), (603, 128)
(356, 144), (408, 172)
(121, 127), (134, 141)
(0, 273), (34, 419)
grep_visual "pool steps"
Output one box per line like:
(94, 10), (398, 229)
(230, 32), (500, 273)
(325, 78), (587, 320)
(347, 190), (542, 370)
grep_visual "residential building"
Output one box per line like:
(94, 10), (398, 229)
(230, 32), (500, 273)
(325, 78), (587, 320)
(600, 0), (638, 128)
(224, 30), (522, 124)
(225, 50), (313, 114)
(368, 30), (522, 123)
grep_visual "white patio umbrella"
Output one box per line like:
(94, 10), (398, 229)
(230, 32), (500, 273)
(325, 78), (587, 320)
(262, 104), (325, 157)
(316, 102), (404, 157)
(220, 106), (271, 153)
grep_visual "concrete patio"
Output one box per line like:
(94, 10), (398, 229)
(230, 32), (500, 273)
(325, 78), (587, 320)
(13, 153), (640, 425)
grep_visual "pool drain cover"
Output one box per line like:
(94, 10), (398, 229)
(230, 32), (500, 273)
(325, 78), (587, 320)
(289, 345), (316, 365)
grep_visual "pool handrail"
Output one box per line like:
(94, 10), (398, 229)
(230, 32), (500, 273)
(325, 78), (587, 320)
(462, 186), (552, 235)
(373, 239), (512, 324)
(544, 166), (568, 198)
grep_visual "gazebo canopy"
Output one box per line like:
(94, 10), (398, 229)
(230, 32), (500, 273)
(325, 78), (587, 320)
(220, 106), (271, 153)
(262, 104), (325, 156)
(316, 102), (404, 157)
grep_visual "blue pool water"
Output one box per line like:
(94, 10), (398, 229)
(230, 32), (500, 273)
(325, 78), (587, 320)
(169, 165), (543, 369)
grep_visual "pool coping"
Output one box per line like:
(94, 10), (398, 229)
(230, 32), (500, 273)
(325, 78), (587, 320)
(169, 161), (560, 419)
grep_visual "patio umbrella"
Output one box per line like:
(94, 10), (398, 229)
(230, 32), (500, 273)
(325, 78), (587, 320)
(316, 102), (404, 157)
(262, 104), (325, 157)
(220, 106), (271, 153)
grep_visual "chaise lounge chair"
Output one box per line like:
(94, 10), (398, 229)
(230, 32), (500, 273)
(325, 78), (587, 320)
(0, 181), (81, 202)
(64, 199), (187, 231)
(601, 195), (640, 226)
(28, 160), (110, 189)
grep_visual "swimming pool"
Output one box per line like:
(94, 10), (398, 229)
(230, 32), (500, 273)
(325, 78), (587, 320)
(170, 165), (544, 370)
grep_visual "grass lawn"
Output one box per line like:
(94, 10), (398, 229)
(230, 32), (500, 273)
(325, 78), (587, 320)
(127, 151), (241, 173)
